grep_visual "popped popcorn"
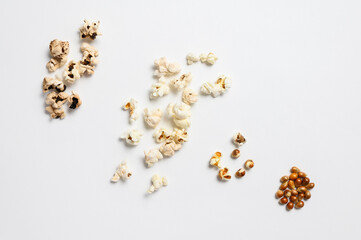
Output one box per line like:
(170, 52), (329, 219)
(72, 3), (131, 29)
(218, 167), (232, 180)
(45, 92), (69, 109)
(200, 75), (231, 97)
(122, 98), (139, 124)
(153, 128), (172, 143)
(120, 129), (143, 145)
(144, 148), (163, 167)
(167, 103), (191, 129)
(42, 76), (66, 93)
(79, 19), (101, 40)
(111, 162), (132, 182)
(173, 118), (191, 129)
(170, 72), (192, 90)
(154, 57), (181, 77)
(150, 76), (170, 99)
(79, 43), (99, 75)
(68, 91), (82, 109)
(182, 88), (198, 105)
(147, 174), (168, 194)
(210, 152), (222, 168)
(45, 105), (66, 119)
(46, 39), (69, 72)
(47, 58), (68, 72)
(186, 53), (199, 65)
(171, 128), (188, 144)
(63, 60), (81, 84)
(159, 140), (182, 157)
(233, 132), (246, 147)
(143, 108), (162, 128)
(200, 52), (218, 65)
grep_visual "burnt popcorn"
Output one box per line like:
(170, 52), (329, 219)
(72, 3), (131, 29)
(68, 91), (82, 109)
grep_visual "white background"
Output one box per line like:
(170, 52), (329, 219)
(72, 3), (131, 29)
(0, 0), (360, 239)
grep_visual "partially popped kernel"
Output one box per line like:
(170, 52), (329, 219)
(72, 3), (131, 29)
(122, 98), (139, 124)
(182, 88), (198, 105)
(186, 53), (200, 65)
(150, 77), (170, 99)
(218, 167), (232, 180)
(154, 57), (181, 77)
(111, 162), (132, 182)
(200, 52), (218, 65)
(210, 152), (222, 168)
(233, 132), (246, 147)
(120, 129), (143, 145)
(144, 108), (162, 128)
(170, 73), (192, 90)
(79, 19), (101, 40)
(147, 174), (168, 194)
(144, 148), (163, 167)
(153, 128), (172, 143)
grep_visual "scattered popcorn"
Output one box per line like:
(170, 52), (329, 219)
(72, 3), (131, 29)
(42, 76), (66, 93)
(144, 108), (162, 128)
(159, 140), (182, 157)
(173, 118), (191, 129)
(68, 91), (82, 109)
(150, 76), (170, 99)
(170, 73), (192, 90)
(171, 128), (188, 144)
(46, 39), (69, 72)
(120, 129), (143, 145)
(200, 75), (231, 97)
(64, 60), (81, 84)
(235, 168), (246, 178)
(144, 148), (163, 167)
(122, 98), (139, 124)
(154, 57), (181, 77)
(153, 128), (172, 143)
(186, 53), (199, 65)
(79, 43), (99, 75)
(200, 52), (218, 65)
(210, 152), (222, 168)
(79, 19), (101, 40)
(167, 103), (192, 129)
(45, 92), (69, 109)
(233, 132), (246, 147)
(182, 88), (198, 105)
(218, 167), (231, 180)
(148, 174), (168, 194)
(111, 162), (132, 182)
(45, 105), (66, 119)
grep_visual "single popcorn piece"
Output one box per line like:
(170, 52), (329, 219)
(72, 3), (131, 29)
(182, 88), (198, 105)
(171, 128), (188, 144)
(45, 92), (69, 109)
(45, 105), (66, 119)
(153, 128), (172, 143)
(46, 39), (69, 72)
(167, 103), (192, 129)
(200, 52), (218, 65)
(68, 91), (82, 109)
(111, 162), (132, 182)
(143, 108), (162, 128)
(186, 53), (199, 65)
(64, 60), (81, 84)
(170, 72), (192, 90)
(233, 132), (246, 147)
(150, 77), (170, 99)
(159, 140), (182, 157)
(79, 19), (101, 40)
(154, 57), (181, 77)
(120, 129), (143, 145)
(148, 174), (168, 194)
(42, 76), (66, 93)
(210, 152), (222, 168)
(122, 98), (139, 124)
(79, 43), (99, 75)
(218, 167), (232, 180)
(144, 148), (163, 167)
(200, 75), (231, 97)
(235, 168), (246, 178)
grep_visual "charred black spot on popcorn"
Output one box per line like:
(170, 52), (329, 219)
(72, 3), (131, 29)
(68, 64), (74, 71)
(55, 96), (62, 102)
(90, 33), (97, 40)
(81, 34), (86, 39)
(69, 97), (78, 109)
(68, 74), (74, 79)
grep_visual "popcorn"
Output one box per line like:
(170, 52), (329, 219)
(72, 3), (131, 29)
(171, 128), (188, 144)
(182, 88), (198, 105)
(122, 98), (139, 124)
(45, 92), (69, 109)
(42, 76), (66, 93)
(64, 60), (81, 84)
(144, 148), (163, 167)
(170, 73), (192, 90)
(173, 118), (191, 129)
(111, 162), (132, 182)
(233, 132), (246, 147)
(218, 167), (232, 180)
(46, 39), (69, 72)
(167, 103), (191, 129)
(200, 52), (218, 65)
(120, 129), (143, 145)
(200, 75), (231, 97)
(144, 108), (162, 128)
(68, 91), (82, 109)
(210, 152), (222, 168)
(45, 105), (66, 119)
(235, 168), (246, 178)
(159, 140), (181, 157)
(147, 174), (168, 194)
(186, 53), (199, 65)
(79, 19), (101, 40)
(150, 77), (170, 99)
(153, 128), (172, 143)
(79, 43), (99, 75)
(154, 57), (181, 77)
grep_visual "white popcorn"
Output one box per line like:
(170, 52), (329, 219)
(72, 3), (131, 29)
(170, 73), (192, 90)
(200, 75), (231, 97)
(143, 108), (162, 128)
(150, 77), (170, 99)
(200, 52), (218, 65)
(159, 140), (182, 157)
(173, 118), (191, 129)
(186, 53), (199, 65)
(182, 88), (198, 105)
(120, 129), (143, 145)
(64, 60), (81, 84)
(153, 128), (172, 143)
(111, 162), (132, 182)
(144, 148), (163, 167)
(148, 174), (168, 194)
(79, 19), (101, 40)
(218, 167), (232, 180)
(154, 57), (181, 77)
(122, 98), (139, 124)
(167, 103), (192, 129)
(171, 128), (188, 144)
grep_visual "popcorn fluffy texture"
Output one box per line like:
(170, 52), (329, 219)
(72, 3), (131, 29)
(46, 39), (69, 72)
(79, 43), (99, 75)
(200, 75), (231, 97)
(144, 148), (163, 167)
(150, 77), (170, 99)
(154, 57), (181, 77)
(153, 128), (172, 143)
(186, 53), (199, 65)
(111, 162), (132, 182)
(182, 88), (198, 105)
(68, 91), (82, 109)
(218, 167), (232, 180)
(45, 92), (69, 109)
(122, 98), (139, 124)
(171, 128), (188, 144)
(79, 19), (101, 40)
(200, 52), (218, 65)
(210, 152), (222, 168)
(148, 174), (168, 194)
(144, 108), (162, 128)
(64, 60), (81, 84)
(120, 129), (143, 145)
(233, 132), (246, 147)
(159, 140), (182, 157)
(45, 105), (66, 119)
(167, 103), (191, 129)
(170, 73), (192, 90)
(42, 76), (66, 93)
